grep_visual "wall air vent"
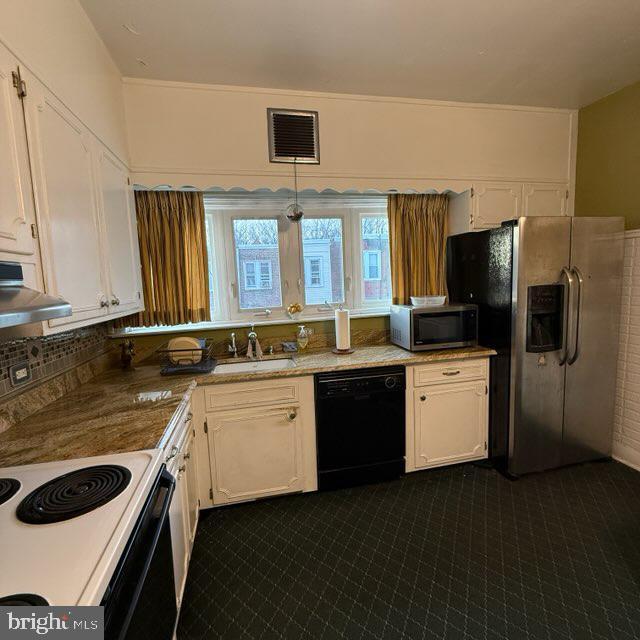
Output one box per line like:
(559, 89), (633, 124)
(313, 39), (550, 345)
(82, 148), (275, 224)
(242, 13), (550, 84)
(267, 108), (320, 164)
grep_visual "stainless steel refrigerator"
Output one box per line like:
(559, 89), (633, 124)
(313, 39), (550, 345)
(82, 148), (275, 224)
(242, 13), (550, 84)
(447, 217), (624, 476)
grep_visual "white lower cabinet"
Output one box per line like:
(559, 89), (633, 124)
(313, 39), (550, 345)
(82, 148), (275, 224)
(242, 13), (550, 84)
(407, 359), (489, 472)
(166, 404), (198, 607)
(201, 377), (317, 507)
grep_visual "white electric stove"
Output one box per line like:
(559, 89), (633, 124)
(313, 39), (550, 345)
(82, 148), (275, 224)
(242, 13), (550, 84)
(0, 449), (163, 606)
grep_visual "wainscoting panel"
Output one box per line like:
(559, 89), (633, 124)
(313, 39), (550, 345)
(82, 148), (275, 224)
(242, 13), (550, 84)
(613, 230), (640, 470)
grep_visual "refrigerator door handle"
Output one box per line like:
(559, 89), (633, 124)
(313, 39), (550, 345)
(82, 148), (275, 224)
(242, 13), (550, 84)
(567, 266), (583, 365)
(559, 266), (574, 365)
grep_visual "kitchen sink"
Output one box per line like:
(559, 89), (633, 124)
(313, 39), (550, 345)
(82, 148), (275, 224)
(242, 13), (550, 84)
(213, 358), (296, 374)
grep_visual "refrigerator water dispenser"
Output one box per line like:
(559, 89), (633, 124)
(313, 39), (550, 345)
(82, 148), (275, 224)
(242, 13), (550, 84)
(526, 284), (564, 353)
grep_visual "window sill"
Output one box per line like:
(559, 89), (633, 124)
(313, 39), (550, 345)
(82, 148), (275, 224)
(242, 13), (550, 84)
(109, 309), (391, 338)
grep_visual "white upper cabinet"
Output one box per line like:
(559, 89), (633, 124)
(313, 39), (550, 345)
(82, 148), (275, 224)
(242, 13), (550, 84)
(96, 148), (142, 314)
(472, 182), (522, 228)
(0, 63), (146, 333)
(26, 79), (108, 328)
(0, 46), (36, 257)
(522, 183), (568, 217)
(448, 181), (569, 236)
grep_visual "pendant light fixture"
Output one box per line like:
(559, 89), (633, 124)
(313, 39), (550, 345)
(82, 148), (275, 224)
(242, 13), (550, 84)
(285, 159), (304, 222)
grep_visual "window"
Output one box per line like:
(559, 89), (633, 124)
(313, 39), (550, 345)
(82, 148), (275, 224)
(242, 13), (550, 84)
(301, 217), (344, 305)
(360, 214), (391, 303)
(363, 250), (381, 280)
(243, 260), (272, 290)
(232, 218), (282, 310)
(204, 195), (391, 322)
(305, 257), (323, 287)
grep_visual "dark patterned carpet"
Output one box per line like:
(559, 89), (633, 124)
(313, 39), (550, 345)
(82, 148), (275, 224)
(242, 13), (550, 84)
(177, 461), (640, 639)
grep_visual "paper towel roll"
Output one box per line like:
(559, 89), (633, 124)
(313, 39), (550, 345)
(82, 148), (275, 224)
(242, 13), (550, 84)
(335, 309), (351, 350)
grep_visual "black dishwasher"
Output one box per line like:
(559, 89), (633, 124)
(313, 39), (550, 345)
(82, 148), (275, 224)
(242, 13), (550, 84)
(315, 366), (406, 490)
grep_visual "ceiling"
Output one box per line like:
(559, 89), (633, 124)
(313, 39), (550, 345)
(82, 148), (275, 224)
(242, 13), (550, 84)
(80, 0), (640, 109)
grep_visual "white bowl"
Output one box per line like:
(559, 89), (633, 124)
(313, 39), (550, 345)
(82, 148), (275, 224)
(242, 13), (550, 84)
(410, 295), (446, 307)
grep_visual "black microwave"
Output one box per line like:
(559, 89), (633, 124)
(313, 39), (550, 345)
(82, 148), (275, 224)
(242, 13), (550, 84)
(390, 304), (478, 351)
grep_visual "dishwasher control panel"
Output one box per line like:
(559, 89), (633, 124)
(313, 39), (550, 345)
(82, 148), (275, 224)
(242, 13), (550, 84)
(315, 366), (405, 399)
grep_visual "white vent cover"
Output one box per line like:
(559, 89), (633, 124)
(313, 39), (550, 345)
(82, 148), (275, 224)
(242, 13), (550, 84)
(267, 108), (319, 164)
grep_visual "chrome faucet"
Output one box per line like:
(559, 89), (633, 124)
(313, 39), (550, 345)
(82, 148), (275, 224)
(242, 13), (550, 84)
(228, 332), (238, 358)
(246, 324), (263, 360)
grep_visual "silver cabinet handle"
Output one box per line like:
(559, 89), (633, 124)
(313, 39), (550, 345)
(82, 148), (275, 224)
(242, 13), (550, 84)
(285, 409), (298, 422)
(559, 267), (575, 365)
(166, 445), (179, 462)
(442, 370), (461, 376)
(420, 395), (427, 402)
(253, 308), (272, 317)
(567, 266), (583, 365)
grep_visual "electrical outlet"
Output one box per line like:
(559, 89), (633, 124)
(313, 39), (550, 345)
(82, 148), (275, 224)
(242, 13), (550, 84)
(9, 361), (32, 387)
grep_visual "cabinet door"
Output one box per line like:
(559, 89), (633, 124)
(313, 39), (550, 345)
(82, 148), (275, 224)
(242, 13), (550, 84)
(0, 47), (35, 256)
(96, 148), (142, 315)
(208, 405), (304, 504)
(184, 431), (199, 543)
(472, 182), (522, 228)
(523, 183), (568, 217)
(414, 380), (487, 469)
(26, 79), (107, 327)
(169, 460), (189, 604)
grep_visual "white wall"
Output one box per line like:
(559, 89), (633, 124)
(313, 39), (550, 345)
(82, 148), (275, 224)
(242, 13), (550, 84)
(123, 78), (577, 195)
(0, 0), (128, 163)
(613, 230), (640, 470)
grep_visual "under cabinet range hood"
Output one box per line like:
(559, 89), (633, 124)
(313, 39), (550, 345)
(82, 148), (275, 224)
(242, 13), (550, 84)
(0, 261), (71, 328)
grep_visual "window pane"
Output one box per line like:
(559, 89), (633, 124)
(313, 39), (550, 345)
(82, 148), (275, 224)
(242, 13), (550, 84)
(301, 218), (344, 305)
(361, 215), (391, 302)
(233, 219), (282, 309)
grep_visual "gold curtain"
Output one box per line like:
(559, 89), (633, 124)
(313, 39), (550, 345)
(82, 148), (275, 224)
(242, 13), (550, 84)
(128, 191), (211, 327)
(387, 194), (448, 305)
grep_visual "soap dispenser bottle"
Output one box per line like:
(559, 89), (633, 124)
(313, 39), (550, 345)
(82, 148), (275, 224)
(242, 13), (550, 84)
(297, 325), (309, 351)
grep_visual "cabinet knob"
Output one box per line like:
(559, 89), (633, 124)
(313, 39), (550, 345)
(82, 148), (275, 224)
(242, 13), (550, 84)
(111, 296), (120, 306)
(100, 298), (109, 308)
(178, 465), (186, 474)
(183, 453), (191, 460)
(285, 409), (298, 422)
(420, 395), (427, 402)
(166, 445), (179, 462)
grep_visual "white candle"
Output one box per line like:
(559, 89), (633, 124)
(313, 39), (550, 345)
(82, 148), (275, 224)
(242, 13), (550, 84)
(335, 308), (351, 350)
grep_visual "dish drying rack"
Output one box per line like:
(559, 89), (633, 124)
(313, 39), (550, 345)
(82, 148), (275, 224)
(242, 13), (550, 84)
(157, 339), (217, 376)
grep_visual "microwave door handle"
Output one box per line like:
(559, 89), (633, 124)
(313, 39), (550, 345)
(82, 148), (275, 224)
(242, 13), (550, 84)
(567, 266), (583, 365)
(559, 267), (574, 365)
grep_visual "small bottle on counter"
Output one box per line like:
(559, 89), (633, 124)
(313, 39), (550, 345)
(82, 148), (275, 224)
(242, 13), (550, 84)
(297, 325), (309, 351)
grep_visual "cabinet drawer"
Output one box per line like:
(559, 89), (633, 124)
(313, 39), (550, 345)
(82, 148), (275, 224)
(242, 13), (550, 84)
(204, 379), (300, 412)
(412, 358), (487, 387)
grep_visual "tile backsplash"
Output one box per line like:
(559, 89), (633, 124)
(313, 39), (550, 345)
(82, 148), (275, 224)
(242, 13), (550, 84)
(0, 324), (114, 400)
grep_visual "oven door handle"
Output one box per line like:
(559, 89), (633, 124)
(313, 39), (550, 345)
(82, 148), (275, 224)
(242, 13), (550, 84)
(111, 468), (175, 639)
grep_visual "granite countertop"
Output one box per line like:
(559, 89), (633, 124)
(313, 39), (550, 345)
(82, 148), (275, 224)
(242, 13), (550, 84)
(199, 344), (496, 385)
(0, 344), (495, 469)
(0, 367), (195, 468)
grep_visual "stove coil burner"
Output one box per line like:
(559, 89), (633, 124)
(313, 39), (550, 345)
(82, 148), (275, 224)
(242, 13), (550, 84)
(0, 594), (48, 606)
(0, 478), (20, 506)
(16, 465), (132, 524)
